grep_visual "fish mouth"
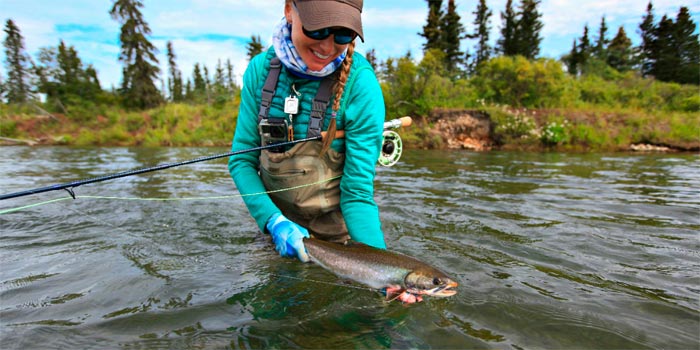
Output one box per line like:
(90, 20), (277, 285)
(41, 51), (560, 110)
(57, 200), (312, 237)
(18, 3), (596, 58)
(411, 282), (458, 298)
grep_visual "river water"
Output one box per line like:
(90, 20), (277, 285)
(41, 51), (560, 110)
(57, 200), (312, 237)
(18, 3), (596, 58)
(0, 146), (698, 349)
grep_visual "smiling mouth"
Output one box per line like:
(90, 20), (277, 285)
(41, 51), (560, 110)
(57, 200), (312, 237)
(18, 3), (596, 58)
(312, 50), (330, 60)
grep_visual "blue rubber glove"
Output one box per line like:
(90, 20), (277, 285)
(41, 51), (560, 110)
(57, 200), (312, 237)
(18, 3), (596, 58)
(265, 213), (310, 262)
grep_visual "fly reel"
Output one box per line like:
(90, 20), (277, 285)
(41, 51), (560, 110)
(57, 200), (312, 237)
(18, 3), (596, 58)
(378, 130), (403, 167)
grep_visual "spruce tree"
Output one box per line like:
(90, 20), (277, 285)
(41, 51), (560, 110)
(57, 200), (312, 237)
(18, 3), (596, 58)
(34, 41), (101, 106)
(214, 60), (226, 93)
(246, 35), (264, 61)
(0, 72), (4, 99)
(577, 25), (592, 68)
(34, 46), (59, 100)
(594, 16), (609, 60)
(638, 1), (656, 77)
(607, 26), (634, 72)
(203, 65), (211, 104)
(420, 0), (443, 52)
(470, 0), (492, 71)
(674, 7), (699, 85)
(365, 48), (378, 71)
(3, 19), (32, 103)
(637, 4), (699, 84)
(441, 0), (466, 76)
(563, 39), (579, 75)
(496, 0), (518, 56)
(514, 0), (543, 59)
(57, 41), (81, 95)
(166, 41), (183, 102)
(84, 65), (101, 95)
(184, 79), (192, 100)
(192, 63), (205, 102)
(226, 59), (236, 93)
(110, 0), (162, 109)
(652, 15), (679, 82)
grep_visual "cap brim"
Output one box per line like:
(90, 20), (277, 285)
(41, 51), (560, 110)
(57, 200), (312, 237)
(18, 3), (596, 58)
(295, 1), (364, 42)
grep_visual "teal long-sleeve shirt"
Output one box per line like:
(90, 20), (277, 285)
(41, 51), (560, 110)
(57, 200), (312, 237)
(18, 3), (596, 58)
(228, 48), (387, 249)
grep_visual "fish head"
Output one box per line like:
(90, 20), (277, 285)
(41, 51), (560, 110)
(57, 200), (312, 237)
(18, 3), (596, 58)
(404, 268), (458, 297)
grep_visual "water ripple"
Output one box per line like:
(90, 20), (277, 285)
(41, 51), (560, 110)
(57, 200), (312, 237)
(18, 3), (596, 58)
(1, 148), (698, 349)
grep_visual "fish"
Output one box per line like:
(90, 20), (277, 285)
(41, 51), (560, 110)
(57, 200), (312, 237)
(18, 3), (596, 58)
(303, 237), (458, 302)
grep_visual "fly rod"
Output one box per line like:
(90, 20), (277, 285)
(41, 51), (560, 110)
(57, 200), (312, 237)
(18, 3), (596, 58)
(0, 136), (321, 201)
(0, 117), (412, 201)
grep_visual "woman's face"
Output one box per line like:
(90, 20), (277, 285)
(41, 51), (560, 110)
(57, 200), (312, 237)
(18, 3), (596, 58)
(284, 3), (349, 71)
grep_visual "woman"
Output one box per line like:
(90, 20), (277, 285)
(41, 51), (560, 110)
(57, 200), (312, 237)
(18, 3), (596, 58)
(228, 0), (386, 262)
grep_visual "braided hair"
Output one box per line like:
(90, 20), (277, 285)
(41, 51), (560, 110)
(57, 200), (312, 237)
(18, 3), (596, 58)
(320, 40), (355, 157)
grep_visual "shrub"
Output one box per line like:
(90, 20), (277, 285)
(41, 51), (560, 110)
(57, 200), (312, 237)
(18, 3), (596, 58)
(569, 123), (609, 149)
(125, 113), (146, 132)
(473, 56), (570, 108)
(541, 120), (570, 146)
(489, 106), (537, 142)
(75, 129), (97, 146)
(677, 94), (700, 113)
(0, 119), (18, 137)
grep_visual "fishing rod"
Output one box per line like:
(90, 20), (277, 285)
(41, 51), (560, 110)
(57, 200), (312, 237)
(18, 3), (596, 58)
(0, 136), (321, 201)
(0, 117), (412, 201)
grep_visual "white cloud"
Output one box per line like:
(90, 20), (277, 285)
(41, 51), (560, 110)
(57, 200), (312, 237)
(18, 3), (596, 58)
(363, 7), (426, 28)
(155, 38), (250, 86)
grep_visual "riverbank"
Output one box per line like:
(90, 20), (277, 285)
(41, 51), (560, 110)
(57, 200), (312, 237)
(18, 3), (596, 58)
(1, 102), (698, 152)
(408, 106), (700, 152)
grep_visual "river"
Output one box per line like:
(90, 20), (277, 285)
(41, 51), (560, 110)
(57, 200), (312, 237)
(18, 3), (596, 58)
(0, 146), (698, 349)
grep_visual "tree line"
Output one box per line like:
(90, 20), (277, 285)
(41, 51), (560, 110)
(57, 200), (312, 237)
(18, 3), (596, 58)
(373, 0), (697, 118)
(2, 0), (241, 111)
(1, 0), (698, 115)
(410, 0), (697, 83)
(410, 0), (546, 78)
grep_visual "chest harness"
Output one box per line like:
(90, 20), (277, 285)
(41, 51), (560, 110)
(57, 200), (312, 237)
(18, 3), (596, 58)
(255, 57), (349, 242)
(257, 57), (337, 152)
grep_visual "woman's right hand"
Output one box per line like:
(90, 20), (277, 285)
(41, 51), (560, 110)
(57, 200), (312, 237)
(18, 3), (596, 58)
(266, 213), (310, 262)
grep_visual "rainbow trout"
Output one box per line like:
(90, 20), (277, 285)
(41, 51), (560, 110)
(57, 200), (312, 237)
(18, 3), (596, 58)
(303, 238), (458, 300)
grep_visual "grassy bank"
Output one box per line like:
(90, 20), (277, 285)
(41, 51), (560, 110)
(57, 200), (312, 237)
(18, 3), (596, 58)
(388, 104), (699, 152)
(4, 54), (699, 152)
(0, 99), (239, 147)
(1, 101), (698, 152)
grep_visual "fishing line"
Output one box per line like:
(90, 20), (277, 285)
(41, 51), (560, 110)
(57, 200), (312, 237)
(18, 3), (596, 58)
(0, 175), (343, 215)
(269, 273), (419, 304)
(268, 273), (376, 292)
(0, 136), (323, 201)
(0, 197), (75, 215)
(1, 117), (412, 202)
(1, 116), (411, 212)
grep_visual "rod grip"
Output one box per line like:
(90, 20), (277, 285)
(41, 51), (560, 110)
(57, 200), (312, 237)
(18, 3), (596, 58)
(383, 116), (412, 130)
(322, 116), (412, 140)
(399, 116), (413, 127)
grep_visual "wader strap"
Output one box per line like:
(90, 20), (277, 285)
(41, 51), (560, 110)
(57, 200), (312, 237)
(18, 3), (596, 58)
(307, 75), (336, 138)
(258, 56), (337, 131)
(258, 58), (283, 123)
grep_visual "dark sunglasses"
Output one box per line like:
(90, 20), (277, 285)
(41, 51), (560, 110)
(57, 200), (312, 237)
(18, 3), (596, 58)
(302, 26), (356, 45)
(292, 2), (356, 45)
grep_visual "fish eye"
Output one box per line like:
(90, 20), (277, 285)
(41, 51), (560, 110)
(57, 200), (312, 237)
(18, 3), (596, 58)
(433, 278), (442, 285)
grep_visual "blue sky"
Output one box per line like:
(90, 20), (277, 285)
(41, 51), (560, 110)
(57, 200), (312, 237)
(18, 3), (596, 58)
(1, 0), (698, 89)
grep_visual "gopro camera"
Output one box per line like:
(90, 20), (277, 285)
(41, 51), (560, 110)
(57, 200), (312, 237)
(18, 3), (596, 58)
(259, 119), (289, 153)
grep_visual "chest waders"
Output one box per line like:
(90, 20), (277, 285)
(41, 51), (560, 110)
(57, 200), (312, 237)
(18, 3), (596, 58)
(257, 58), (349, 243)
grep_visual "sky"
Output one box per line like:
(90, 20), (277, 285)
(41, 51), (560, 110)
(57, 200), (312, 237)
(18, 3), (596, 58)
(1, 0), (698, 90)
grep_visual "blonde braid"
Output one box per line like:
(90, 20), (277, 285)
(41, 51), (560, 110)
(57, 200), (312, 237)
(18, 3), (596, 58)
(320, 40), (356, 157)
